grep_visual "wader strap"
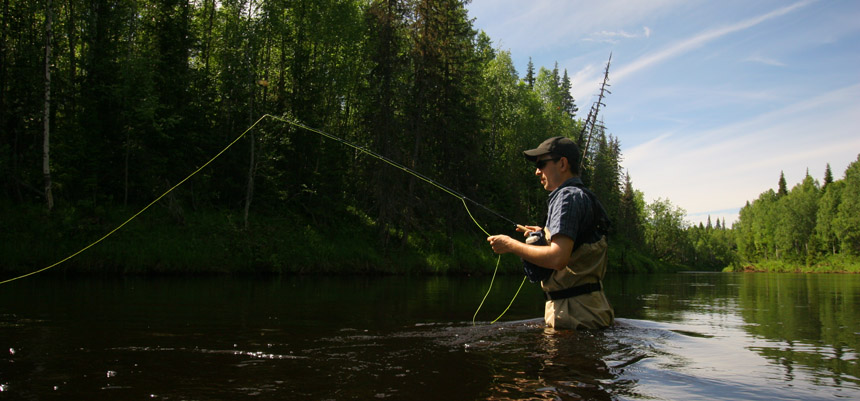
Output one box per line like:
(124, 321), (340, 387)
(545, 282), (602, 301)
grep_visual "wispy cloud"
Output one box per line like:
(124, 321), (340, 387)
(625, 83), (860, 224)
(613, 0), (815, 83)
(469, 0), (685, 55)
(743, 54), (786, 67)
(584, 26), (652, 44)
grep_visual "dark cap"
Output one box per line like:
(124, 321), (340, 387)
(523, 136), (581, 165)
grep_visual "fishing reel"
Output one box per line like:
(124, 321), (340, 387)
(522, 230), (553, 283)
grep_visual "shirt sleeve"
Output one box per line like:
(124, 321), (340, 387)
(545, 187), (591, 243)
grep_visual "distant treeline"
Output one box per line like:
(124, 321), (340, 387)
(646, 157), (860, 273)
(732, 158), (860, 272)
(1, 0), (722, 274)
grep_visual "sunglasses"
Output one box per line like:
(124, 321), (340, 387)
(535, 157), (560, 170)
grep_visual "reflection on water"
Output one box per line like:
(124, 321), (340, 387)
(1, 273), (859, 400)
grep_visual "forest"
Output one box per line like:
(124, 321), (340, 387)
(2, 0), (856, 277)
(731, 160), (860, 273)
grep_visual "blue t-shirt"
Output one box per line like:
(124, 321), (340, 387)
(544, 177), (595, 245)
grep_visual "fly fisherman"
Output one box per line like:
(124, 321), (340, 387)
(487, 136), (614, 330)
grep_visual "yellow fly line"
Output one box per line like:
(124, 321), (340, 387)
(1, 114), (526, 325)
(0, 115), (268, 286)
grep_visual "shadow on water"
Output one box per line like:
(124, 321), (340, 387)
(1, 273), (860, 400)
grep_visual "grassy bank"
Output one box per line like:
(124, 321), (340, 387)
(723, 254), (860, 273)
(1, 202), (680, 278)
(1, 202), (516, 277)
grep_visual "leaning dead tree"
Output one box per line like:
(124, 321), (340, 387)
(578, 52), (612, 172)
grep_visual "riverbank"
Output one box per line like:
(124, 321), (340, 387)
(1, 203), (673, 277)
(724, 255), (860, 274)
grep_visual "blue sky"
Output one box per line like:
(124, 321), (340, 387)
(466, 0), (860, 226)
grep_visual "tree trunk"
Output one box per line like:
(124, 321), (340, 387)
(1, 0), (8, 151)
(66, 0), (76, 112)
(243, 0), (255, 230)
(244, 132), (255, 230)
(123, 3), (135, 207)
(43, 0), (54, 211)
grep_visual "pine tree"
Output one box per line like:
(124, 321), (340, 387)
(411, 0), (482, 233)
(778, 171), (788, 197)
(525, 57), (535, 88)
(616, 171), (645, 254)
(560, 69), (577, 118)
(362, 0), (411, 236)
(823, 163), (834, 190)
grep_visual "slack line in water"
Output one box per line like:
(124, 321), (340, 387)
(0, 114), (526, 325)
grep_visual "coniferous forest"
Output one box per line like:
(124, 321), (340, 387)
(2, 0), (858, 276)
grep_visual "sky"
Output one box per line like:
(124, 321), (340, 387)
(466, 0), (860, 227)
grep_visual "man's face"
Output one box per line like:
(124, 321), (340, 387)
(534, 155), (565, 191)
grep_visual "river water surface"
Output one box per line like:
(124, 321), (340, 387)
(1, 272), (858, 400)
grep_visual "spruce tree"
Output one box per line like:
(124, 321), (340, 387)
(560, 69), (577, 118)
(616, 171), (645, 256)
(525, 57), (535, 88)
(823, 163), (834, 190)
(411, 0), (482, 233)
(362, 0), (411, 235)
(778, 171), (788, 197)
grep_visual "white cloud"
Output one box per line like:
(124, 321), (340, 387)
(625, 83), (860, 225)
(743, 54), (786, 67)
(585, 26), (653, 44)
(468, 0), (685, 54)
(613, 0), (815, 83)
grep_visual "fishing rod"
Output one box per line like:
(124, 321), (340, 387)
(268, 115), (520, 230)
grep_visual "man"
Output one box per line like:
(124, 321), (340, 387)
(487, 136), (614, 330)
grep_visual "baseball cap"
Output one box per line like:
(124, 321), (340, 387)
(523, 136), (581, 165)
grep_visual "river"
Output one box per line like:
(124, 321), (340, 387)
(1, 272), (858, 400)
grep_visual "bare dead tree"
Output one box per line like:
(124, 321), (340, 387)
(579, 52), (612, 172)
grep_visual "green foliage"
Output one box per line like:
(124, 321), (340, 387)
(644, 198), (687, 263)
(836, 155), (860, 255)
(734, 156), (860, 270)
(684, 220), (738, 270)
(2, 0), (686, 275)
